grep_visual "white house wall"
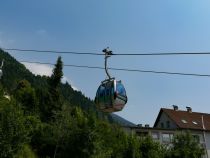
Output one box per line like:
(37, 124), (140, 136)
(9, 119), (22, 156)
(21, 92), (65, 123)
(156, 112), (178, 129)
(204, 132), (210, 158)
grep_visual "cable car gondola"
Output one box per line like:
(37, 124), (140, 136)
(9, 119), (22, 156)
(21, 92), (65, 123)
(95, 48), (127, 113)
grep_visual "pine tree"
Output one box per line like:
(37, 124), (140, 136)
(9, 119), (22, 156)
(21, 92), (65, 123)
(48, 56), (64, 115)
(50, 56), (63, 90)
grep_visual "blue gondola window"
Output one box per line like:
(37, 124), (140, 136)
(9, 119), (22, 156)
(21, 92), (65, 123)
(116, 82), (126, 96)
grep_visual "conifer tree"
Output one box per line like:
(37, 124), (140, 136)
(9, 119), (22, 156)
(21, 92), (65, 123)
(50, 56), (63, 90)
(49, 56), (63, 114)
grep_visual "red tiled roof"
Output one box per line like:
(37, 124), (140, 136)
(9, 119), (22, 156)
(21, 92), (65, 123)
(154, 108), (210, 130)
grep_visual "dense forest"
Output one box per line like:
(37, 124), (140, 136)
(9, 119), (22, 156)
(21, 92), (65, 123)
(0, 49), (205, 158)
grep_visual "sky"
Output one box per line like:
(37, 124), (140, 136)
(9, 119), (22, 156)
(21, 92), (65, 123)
(1, 0), (210, 126)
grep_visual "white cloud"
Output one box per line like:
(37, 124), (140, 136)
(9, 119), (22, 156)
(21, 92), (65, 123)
(23, 62), (53, 76)
(61, 76), (68, 83)
(23, 62), (79, 91)
(62, 76), (79, 91)
(72, 86), (79, 91)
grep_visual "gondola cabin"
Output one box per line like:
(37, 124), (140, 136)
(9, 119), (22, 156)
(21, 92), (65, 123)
(95, 78), (127, 113)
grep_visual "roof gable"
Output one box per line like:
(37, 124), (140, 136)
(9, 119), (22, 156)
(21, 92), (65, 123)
(154, 108), (210, 130)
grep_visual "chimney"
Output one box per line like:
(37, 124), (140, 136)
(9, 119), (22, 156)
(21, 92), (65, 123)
(172, 105), (178, 111)
(186, 106), (192, 113)
(137, 124), (142, 127)
(145, 124), (150, 128)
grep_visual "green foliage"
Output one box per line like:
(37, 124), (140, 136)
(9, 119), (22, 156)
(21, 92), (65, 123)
(53, 107), (107, 158)
(0, 49), (35, 92)
(45, 56), (64, 119)
(15, 144), (37, 158)
(49, 56), (63, 106)
(124, 135), (141, 158)
(30, 122), (56, 157)
(60, 82), (95, 111)
(0, 99), (29, 157)
(49, 56), (63, 89)
(169, 131), (205, 158)
(139, 136), (166, 158)
(14, 79), (38, 113)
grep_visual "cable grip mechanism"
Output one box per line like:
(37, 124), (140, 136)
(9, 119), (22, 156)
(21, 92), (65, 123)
(103, 47), (113, 80)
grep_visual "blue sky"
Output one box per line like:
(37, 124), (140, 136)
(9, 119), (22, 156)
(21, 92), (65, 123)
(1, 0), (210, 125)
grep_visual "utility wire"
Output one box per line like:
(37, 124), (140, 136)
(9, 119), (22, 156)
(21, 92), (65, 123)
(3, 48), (103, 55)
(20, 60), (210, 77)
(4, 48), (210, 56)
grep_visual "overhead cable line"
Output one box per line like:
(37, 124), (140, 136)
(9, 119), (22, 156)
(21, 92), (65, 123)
(4, 48), (210, 56)
(3, 48), (103, 55)
(20, 60), (210, 78)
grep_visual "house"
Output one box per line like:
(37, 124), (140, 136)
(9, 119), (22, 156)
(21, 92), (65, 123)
(154, 106), (210, 131)
(123, 106), (210, 158)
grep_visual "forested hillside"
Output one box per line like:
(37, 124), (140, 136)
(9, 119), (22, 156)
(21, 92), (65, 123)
(0, 49), (95, 111)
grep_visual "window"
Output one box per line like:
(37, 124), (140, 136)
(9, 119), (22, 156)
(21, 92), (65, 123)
(136, 131), (149, 138)
(106, 89), (109, 96)
(162, 134), (170, 142)
(152, 132), (159, 140)
(162, 133), (174, 143)
(181, 119), (187, 124)
(99, 86), (105, 97)
(116, 82), (126, 96)
(192, 135), (200, 143)
(161, 122), (164, 128)
(192, 121), (198, 125)
(166, 121), (170, 128)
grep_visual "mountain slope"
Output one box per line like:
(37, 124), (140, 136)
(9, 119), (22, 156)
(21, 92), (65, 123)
(0, 49), (135, 126)
(109, 113), (136, 127)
